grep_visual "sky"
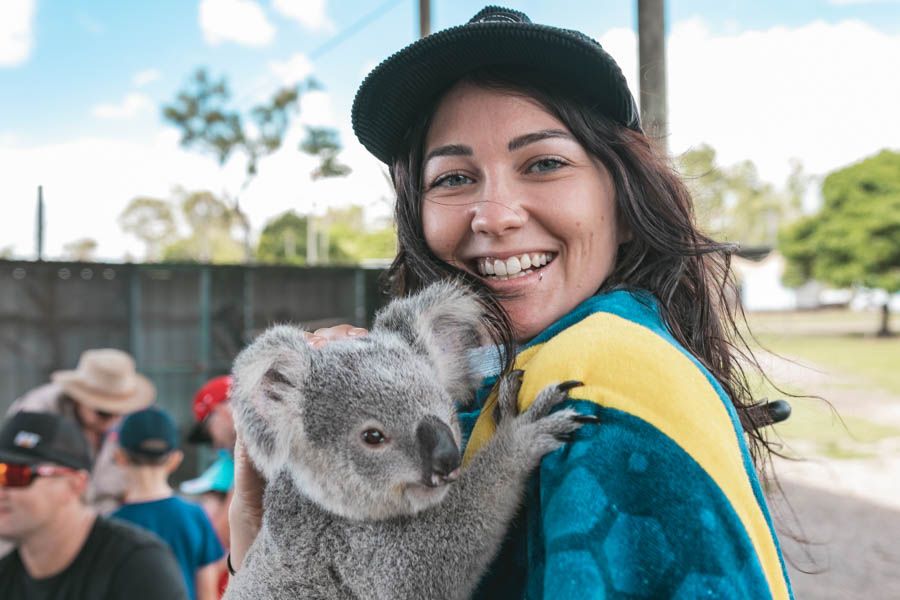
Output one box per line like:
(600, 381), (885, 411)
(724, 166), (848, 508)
(1, 0), (899, 261)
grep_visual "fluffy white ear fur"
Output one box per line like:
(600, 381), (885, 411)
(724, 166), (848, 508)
(373, 281), (485, 402)
(230, 324), (311, 479)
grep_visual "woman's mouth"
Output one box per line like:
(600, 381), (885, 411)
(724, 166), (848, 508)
(475, 252), (555, 280)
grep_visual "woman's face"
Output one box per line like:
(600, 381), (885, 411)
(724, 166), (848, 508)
(421, 82), (627, 341)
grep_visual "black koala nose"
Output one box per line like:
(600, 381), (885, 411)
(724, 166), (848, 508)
(416, 416), (461, 486)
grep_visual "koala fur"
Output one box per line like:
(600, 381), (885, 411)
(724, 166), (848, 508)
(225, 281), (587, 600)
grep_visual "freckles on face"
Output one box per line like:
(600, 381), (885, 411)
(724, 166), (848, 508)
(420, 82), (623, 341)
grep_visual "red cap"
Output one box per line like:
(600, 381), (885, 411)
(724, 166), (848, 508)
(192, 375), (232, 423)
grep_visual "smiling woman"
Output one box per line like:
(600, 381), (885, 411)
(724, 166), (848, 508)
(227, 6), (795, 599)
(421, 81), (625, 341)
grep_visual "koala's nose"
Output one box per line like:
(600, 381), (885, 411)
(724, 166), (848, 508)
(416, 416), (461, 486)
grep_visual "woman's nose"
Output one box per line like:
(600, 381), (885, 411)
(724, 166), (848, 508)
(470, 180), (527, 236)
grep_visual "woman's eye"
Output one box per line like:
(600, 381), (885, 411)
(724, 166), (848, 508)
(432, 173), (472, 188)
(362, 429), (387, 445)
(528, 158), (565, 173)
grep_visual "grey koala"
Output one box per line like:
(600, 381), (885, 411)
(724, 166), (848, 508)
(225, 281), (591, 600)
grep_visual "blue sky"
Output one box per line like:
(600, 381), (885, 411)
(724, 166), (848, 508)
(1, 0), (899, 259)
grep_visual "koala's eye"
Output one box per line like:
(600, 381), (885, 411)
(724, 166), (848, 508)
(361, 429), (387, 446)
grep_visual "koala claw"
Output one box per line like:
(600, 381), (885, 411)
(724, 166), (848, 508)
(573, 414), (601, 424)
(556, 380), (584, 393)
(525, 380), (584, 421)
(495, 369), (525, 426)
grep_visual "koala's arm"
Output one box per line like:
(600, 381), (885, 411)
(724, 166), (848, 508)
(337, 380), (588, 600)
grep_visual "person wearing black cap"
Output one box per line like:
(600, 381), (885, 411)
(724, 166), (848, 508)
(228, 6), (793, 599)
(112, 408), (224, 600)
(0, 411), (187, 599)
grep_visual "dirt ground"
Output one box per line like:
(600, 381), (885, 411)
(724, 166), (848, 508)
(758, 351), (900, 599)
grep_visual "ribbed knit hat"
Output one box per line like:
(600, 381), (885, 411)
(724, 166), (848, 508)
(352, 5), (640, 165)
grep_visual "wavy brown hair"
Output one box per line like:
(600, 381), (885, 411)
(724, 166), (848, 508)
(385, 66), (775, 471)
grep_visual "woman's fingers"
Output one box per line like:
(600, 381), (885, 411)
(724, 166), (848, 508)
(228, 433), (265, 571)
(305, 324), (368, 348)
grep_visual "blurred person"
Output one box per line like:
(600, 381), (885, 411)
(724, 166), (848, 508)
(8, 348), (155, 514)
(182, 375), (236, 596)
(186, 375), (236, 452)
(112, 408), (224, 600)
(0, 411), (187, 599)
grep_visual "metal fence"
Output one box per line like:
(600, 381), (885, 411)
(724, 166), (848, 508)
(0, 259), (388, 474)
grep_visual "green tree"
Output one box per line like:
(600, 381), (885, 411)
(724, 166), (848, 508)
(300, 126), (352, 180)
(162, 69), (322, 260)
(118, 197), (177, 261)
(162, 190), (245, 263)
(256, 210), (309, 265)
(780, 150), (900, 335)
(678, 144), (729, 235)
(325, 206), (395, 263)
(63, 238), (98, 262)
(679, 146), (810, 246)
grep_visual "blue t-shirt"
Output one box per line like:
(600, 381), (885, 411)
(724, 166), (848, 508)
(112, 496), (224, 600)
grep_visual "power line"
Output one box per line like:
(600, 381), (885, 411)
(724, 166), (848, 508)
(234, 0), (405, 107)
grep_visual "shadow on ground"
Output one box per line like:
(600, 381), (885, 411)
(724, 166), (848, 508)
(776, 480), (900, 599)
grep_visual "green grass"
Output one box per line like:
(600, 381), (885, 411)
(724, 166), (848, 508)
(741, 309), (900, 459)
(770, 397), (900, 459)
(753, 333), (900, 396)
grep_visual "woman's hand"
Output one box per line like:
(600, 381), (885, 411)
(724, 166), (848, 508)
(227, 324), (368, 572)
(305, 324), (369, 348)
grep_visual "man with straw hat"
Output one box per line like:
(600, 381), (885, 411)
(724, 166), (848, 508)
(7, 348), (155, 514)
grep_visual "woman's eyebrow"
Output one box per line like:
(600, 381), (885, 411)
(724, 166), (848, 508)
(508, 129), (572, 151)
(424, 144), (472, 163)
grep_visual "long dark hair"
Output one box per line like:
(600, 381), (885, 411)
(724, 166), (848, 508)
(386, 66), (774, 471)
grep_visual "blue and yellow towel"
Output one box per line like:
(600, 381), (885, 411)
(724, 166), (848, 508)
(461, 290), (792, 599)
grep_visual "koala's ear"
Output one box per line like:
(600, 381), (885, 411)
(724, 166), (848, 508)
(231, 324), (311, 479)
(373, 280), (485, 401)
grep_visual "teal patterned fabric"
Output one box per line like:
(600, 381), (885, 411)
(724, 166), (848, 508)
(461, 290), (792, 599)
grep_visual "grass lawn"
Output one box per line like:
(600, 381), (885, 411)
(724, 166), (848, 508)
(746, 309), (900, 395)
(743, 309), (900, 458)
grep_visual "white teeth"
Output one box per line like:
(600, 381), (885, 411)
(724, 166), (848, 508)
(477, 252), (554, 277)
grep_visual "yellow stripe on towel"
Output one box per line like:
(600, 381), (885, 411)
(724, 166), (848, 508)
(463, 312), (788, 600)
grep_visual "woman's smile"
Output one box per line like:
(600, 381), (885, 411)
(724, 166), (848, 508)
(421, 82), (627, 340)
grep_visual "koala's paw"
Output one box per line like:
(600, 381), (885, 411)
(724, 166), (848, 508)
(505, 380), (600, 464)
(494, 369), (525, 427)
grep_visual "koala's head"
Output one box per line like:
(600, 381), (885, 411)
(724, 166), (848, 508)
(231, 281), (486, 521)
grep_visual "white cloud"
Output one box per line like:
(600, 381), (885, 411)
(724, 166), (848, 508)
(596, 19), (900, 184)
(269, 53), (314, 86)
(199, 0), (275, 47)
(0, 0), (35, 67)
(92, 93), (153, 119)
(0, 92), (393, 261)
(133, 68), (162, 87)
(272, 0), (333, 32)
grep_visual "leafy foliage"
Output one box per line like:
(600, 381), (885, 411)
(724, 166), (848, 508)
(256, 207), (396, 265)
(780, 150), (900, 334)
(118, 197), (177, 260)
(62, 238), (98, 262)
(256, 210), (309, 265)
(678, 145), (807, 245)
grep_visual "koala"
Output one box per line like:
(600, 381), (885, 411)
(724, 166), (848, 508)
(224, 281), (591, 600)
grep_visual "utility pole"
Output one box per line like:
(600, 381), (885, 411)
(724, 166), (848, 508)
(36, 185), (45, 261)
(419, 0), (431, 38)
(637, 0), (668, 150)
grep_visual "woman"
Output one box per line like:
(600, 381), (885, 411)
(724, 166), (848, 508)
(229, 6), (793, 599)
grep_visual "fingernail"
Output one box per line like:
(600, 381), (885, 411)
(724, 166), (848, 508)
(348, 328), (367, 336)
